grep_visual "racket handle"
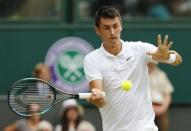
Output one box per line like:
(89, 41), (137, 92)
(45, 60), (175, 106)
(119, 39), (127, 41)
(78, 93), (91, 99)
(78, 92), (106, 99)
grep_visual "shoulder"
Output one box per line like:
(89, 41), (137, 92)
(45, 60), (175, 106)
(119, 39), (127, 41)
(123, 41), (154, 48)
(122, 41), (155, 56)
(77, 121), (95, 131)
(55, 124), (62, 131)
(15, 119), (26, 125)
(123, 40), (157, 57)
(85, 49), (100, 58)
(84, 49), (102, 63)
(37, 120), (53, 131)
(14, 119), (28, 130)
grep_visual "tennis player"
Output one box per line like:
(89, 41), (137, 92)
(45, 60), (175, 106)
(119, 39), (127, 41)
(83, 6), (182, 131)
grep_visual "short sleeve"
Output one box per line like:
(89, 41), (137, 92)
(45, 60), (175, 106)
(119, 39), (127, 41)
(83, 55), (102, 82)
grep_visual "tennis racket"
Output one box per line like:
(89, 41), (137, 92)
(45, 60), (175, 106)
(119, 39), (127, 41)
(8, 78), (105, 116)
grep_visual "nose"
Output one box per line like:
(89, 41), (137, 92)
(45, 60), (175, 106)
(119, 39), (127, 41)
(110, 28), (115, 35)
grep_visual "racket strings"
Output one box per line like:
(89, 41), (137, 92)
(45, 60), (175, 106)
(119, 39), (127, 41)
(9, 80), (55, 116)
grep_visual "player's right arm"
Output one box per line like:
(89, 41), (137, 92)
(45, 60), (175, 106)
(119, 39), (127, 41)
(83, 54), (106, 108)
(88, 79), (106, 108)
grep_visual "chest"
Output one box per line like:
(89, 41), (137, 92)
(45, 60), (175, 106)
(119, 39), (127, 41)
(100, 53), (143, 80)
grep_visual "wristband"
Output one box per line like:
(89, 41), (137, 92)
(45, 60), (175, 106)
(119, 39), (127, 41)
(166, 54), (176, 63)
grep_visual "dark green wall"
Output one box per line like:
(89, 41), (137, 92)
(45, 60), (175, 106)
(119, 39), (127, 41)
(0, 21), (190, 104)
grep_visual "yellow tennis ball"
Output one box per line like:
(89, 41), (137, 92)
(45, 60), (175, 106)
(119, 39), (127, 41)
(120, 80), (132, 91)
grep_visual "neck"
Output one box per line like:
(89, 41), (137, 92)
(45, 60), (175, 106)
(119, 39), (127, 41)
(28, 118), (40, 125)
(69, 122), (76, 127)
(103, 40), (122, 56)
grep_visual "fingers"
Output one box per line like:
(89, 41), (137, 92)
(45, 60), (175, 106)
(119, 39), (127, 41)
(91, 88), (104, 100)
(157, 34), (162, 46)
(158, 34), (173, 48)
(167, 41), (173, 49)
(88, 88), (106, 107)
(163, 35), (168, 46)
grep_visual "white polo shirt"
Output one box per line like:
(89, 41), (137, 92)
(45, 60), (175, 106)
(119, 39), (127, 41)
(83, 40), (158, 131)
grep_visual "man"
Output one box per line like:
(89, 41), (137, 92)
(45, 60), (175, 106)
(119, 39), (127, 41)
(148, 62), (174, 131)
(83, 6), (182, 131)
(32, 63), (51, 96)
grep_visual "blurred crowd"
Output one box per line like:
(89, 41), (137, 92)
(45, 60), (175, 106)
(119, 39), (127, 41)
(0, 0), (191, 20)
(148, 62), (174, 131)
(89, 0), (191, 20)
(4, 99), (96, 131)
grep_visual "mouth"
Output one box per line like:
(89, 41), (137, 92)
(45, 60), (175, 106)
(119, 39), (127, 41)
(110, 37), (117, 40)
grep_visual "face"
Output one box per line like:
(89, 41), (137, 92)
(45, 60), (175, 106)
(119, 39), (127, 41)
(95, 17), (122, 48)
(38, 67), (51, 81)
(66, 107), (79, 122)
(29, 104), (41, 121)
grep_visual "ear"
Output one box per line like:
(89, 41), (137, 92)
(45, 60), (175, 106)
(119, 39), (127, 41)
(121, 24), (123, 31)
(119, 22), (122, 32)
(95, 26), (100, 36)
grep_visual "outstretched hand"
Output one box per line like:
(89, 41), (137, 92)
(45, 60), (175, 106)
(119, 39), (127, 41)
(147, 34), (175, 63)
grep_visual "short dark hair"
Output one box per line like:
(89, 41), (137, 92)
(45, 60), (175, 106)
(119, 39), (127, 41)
(94, 6), (121, 28)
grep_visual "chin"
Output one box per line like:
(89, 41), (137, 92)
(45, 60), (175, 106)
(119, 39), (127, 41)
(110, 38), (119, 43)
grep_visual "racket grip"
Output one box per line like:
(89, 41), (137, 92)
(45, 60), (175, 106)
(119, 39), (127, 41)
(79, 93), (91, 99)
(78, 92), (106, 99)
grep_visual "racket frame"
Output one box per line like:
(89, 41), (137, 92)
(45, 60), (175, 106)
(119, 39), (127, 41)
(8, 78), (79, 116)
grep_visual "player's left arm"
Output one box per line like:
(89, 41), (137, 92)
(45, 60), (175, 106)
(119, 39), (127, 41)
(147, 34), (182, 65)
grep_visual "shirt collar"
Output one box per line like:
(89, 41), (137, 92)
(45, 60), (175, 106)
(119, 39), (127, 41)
(100, 40), (125, 58)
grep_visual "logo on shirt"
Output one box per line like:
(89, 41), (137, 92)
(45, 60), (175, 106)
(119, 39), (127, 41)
(45, 37), (94, 93)
(126, 56), (132, 61)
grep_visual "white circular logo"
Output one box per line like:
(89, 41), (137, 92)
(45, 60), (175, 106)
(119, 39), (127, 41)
(45, 37), (94, 93)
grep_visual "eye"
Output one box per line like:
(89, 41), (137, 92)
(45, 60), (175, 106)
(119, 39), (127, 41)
(104, 27), (110, 30)
(113, 24), (118, 29)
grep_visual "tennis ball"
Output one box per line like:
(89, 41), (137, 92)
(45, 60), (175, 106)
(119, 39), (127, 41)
(120, 80), (132, 91)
